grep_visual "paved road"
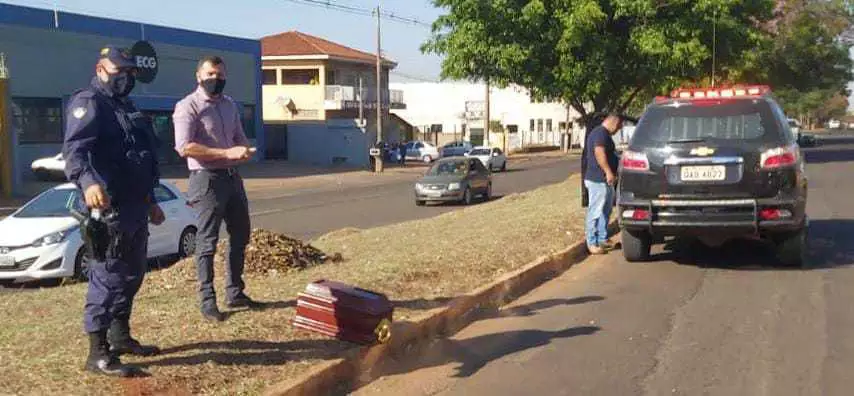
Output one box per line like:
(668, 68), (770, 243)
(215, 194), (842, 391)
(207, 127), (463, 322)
(248, 156), (579, 240)
(353, 135), (854, 396)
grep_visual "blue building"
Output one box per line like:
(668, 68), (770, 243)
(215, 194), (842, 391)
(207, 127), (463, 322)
(0, 3), (263, 193)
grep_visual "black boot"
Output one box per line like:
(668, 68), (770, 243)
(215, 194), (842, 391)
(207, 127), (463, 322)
(108, 318), (161, 357)
(85, 330), (137, 377)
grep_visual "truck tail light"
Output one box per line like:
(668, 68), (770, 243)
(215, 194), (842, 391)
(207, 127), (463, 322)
(759, 208), (792, 221)
(622, 208), (650, 220)
(760, 145), (799, 169)
(621, 150), (650, 172)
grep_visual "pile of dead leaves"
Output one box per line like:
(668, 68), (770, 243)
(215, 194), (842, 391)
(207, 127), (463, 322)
(215, 229), (342, 275)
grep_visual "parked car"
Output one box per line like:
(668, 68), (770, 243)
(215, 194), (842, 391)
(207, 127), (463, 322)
(828, 119), (841, 129)
(414, 157), (492, 206)
(31, 153), (66, 181)
(441, 141), (474, 158)
(404, 141), (440, 163)
(0, 181), (198, 284)
(465, 146), (507, 172)
(797, 132), (817, 147)
(618, 85), (808, 266)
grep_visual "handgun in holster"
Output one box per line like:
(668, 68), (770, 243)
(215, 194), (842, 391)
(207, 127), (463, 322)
(69, 208), (117, 262)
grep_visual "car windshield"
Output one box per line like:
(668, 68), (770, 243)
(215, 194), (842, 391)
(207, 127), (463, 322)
(633, 100), (782, 145)
(426, 160), (468, 176)
(469, 149), (490, 155)
(15, 188), (83, 218)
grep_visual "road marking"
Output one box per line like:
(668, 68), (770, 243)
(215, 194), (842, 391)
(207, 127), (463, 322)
(250, 209), (283, 216)
(250, 193), (391, 218)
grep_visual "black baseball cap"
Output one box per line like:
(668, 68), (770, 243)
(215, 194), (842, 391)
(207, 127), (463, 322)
(99, 45), (136, 69)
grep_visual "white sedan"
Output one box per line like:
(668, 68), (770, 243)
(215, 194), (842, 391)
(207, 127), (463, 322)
(0, 181), (198, 283)
(465, 146), (507, 172)
(404, 141), (441, 163)
(31, 153), (66, 181)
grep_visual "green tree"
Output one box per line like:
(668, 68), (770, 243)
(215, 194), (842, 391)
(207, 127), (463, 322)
(422, 0), (776, 120)
(744, 0), (854, 124)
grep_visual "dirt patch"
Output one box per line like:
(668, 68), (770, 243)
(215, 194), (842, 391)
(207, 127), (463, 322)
(0, 175), (589, 396)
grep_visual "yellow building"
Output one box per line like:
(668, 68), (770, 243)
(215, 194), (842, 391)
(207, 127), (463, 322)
(261, 31), (406, 166)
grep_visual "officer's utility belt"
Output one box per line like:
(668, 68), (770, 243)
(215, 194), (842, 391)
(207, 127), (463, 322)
(194, 167), (238, 177)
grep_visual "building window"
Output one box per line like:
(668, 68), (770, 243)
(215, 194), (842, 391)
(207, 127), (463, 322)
(546, 119), (553, 132)
(529, 119), (535, 132)
(262, 69), (278, 85)
(282, 69), (320, 85)
(326, 70), (336, 85)
(507, 124), (518, 133)
(559, 121), (567, 131)
(12, 97), (63, 144)
(537, 119), (544, 133)
(242, 105), (256, 139)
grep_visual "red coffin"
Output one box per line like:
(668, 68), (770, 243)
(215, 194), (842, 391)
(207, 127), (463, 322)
(293, 279), (394, 345)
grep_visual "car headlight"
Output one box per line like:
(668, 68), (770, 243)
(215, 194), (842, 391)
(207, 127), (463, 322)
(31, 229), (72, 248)
(415, 183), (424, 190)
(448, 182), (461, 191)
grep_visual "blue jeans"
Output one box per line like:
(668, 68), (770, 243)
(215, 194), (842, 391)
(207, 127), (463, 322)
(584, 180), (614, 247)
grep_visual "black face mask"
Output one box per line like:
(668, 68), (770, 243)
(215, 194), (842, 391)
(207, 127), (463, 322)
(201, 78), (226, 96)
(104, 71), (135, 97)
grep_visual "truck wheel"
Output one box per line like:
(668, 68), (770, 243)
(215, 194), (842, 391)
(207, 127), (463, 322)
(775, 228), (807, 267)
(622, 230), (652, 262)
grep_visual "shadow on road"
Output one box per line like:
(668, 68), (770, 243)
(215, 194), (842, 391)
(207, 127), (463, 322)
(803, 148), (854, 164)
(361, 296), (603, 386)
(653, 219), (854, 271)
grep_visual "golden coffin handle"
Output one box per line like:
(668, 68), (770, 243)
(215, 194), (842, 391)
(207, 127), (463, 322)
(374, 318), (392, 344)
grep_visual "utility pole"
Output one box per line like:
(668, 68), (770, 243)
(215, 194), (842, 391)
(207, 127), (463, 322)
(0, 53), (12, 198)
(374, 2), (384, 173)
(484, 79), (490, 147)
(358, 76), (364, 125)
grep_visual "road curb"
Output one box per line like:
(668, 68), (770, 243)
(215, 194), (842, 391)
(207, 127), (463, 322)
(263, 221), (619, 396)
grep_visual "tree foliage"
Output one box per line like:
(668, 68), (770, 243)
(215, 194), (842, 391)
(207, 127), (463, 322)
(745, 0), (854, 124)
(422, 0), (853, 121)
(423, 0), (776, 119)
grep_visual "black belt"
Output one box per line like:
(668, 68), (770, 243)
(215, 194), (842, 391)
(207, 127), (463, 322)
(193, 168), (238, 176)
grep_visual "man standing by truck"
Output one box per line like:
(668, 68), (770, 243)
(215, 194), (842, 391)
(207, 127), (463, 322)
(583, 114), (622, 255)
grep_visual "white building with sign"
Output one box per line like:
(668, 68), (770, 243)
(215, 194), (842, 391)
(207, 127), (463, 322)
(389, 81), (587, 150)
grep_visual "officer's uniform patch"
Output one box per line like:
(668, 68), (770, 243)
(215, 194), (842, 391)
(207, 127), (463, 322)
(73, 107), (87, 119)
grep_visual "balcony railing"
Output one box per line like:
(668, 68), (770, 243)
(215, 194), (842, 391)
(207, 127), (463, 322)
(324, 85), (406, 110)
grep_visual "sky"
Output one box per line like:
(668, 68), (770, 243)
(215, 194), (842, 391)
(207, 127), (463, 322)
(0, 0), (446, 82)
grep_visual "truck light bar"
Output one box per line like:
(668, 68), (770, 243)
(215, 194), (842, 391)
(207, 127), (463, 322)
(668, 85), (771, 100)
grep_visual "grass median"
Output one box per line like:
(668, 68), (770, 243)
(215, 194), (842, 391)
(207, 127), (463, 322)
(0, 175), (589, 396)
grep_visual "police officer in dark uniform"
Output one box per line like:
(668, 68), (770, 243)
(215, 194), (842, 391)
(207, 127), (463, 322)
(63, 46), (165, 377)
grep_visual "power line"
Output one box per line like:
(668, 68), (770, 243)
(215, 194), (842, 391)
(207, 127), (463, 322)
(390, 71), (440, 83)
(282, 0), (432, 28)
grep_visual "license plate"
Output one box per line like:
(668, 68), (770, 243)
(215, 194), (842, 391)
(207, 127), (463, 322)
(680, 165), (726, 181)
(0, 255), (14, 268)
(425, 190), (442, 197)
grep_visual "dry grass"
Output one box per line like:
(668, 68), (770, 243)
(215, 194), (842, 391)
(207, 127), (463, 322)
(0, 175), (588, 395)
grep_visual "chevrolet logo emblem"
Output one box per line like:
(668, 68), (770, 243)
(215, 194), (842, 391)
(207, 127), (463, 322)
(690, 147), (716, 156)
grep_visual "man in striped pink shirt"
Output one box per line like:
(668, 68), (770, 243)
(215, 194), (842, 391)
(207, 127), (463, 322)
(173, 55), (262, 322)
